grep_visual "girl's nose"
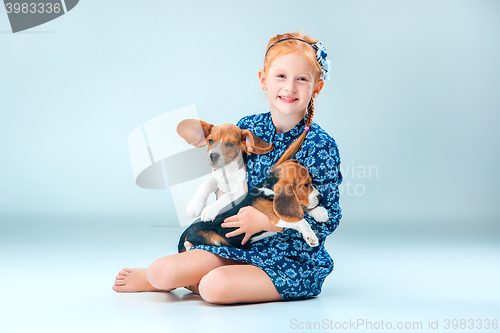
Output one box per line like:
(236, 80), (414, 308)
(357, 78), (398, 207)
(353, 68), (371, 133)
(285, 81), (297, 93)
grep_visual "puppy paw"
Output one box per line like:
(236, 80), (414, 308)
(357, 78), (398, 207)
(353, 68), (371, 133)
(308, 206), (329, 223)
(200, 204), (219, 222)
(304, 233), (319, 247)
(186, 199), (205, 218)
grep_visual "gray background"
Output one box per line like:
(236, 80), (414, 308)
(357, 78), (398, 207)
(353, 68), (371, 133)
(1, 1), (499, 332)
(1, 0), (499, 225)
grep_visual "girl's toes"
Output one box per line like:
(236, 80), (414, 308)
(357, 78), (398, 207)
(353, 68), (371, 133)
(113, 284), (126, 292)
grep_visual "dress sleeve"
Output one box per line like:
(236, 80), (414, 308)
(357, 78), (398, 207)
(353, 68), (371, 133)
(236, 116), (250, 130)
(302, 139), (343, 239)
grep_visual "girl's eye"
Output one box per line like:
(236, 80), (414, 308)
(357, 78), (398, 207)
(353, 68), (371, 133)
(208, 139), (214, 145)
(277, 74), (286, 79)
(299, 77), (308, 81)
(225, 142), (234, 147)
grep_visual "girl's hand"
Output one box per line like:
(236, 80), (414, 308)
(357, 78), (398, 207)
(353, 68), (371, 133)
(221, 206), (283, 245)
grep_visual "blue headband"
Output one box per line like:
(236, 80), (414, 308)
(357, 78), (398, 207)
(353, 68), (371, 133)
(265, 36), (331, 80)
(265, 38), (314, 56)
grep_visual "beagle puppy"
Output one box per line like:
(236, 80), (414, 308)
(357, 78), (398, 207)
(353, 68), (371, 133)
(176, 119), (272, 221)
(178, 160), (329, 252)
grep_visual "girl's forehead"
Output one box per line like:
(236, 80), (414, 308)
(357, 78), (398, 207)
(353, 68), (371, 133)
(268, 53), (315, 73)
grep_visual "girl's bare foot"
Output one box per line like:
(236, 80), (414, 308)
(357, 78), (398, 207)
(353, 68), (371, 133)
(113, 268), (172, 293)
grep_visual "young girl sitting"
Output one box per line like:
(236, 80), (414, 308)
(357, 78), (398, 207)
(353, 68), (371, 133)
(113, 32), (342, 304)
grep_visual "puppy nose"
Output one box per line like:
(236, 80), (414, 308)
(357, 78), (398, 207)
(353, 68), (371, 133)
(316, 192), (323, 202)
(210, 153), (220, 163)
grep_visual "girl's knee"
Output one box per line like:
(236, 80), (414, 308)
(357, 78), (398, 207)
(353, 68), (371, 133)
(147, 257), (181, 290)
(198, 266), (234, 304)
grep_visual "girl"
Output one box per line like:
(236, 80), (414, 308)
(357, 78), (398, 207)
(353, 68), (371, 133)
(113, 32), (342, 304)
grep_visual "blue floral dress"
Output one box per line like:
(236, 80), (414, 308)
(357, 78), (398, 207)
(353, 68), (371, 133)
(190, 112), (342, 300)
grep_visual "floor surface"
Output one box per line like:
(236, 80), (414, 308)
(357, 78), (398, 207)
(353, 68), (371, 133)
(1, 216), (499, 332)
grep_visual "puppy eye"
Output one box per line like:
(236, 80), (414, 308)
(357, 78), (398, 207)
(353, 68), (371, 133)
(225, 142), (234, 147)
(208, 139), (214, 145)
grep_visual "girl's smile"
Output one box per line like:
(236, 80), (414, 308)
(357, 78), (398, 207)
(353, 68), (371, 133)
(278, 95), (299, 103)
(259, 52), (323, 133)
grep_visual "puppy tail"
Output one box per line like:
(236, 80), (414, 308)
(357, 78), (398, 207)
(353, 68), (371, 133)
(178, 229), (189, 253)
(184, 241), (193, 251)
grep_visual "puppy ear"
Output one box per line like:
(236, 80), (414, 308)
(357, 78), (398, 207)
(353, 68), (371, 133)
(176, 119), (213, 148)
(273, 181), (304, 223)
(240, 130), (273, 155)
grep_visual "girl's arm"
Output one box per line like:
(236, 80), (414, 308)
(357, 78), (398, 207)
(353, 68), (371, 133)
(303, 138), (343, 238)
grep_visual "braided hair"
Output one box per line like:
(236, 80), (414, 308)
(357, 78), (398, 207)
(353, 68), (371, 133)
(263, 32), (326, 171)
(271, 100), (315, 171)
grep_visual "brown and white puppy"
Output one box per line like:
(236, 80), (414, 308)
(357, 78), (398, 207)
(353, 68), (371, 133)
(176, 119), (272, 221)
(178, 160), (329, 251)
(253, 160), (329, 246)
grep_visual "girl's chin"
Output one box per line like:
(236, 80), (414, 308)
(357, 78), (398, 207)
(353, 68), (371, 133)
(275, 101), (307, 112)
(271, 108), (307, 117)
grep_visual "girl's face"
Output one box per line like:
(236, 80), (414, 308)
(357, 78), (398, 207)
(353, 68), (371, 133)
(259, 52), (324, 120)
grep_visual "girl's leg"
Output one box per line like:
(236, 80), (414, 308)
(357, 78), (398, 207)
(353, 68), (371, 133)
(198, 264), (285, 304)
(113, 249), (241, 293)
(113, 268), (162, 292)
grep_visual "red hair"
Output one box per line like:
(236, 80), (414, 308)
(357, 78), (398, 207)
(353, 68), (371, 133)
(264, 32), (324, 170)
(263, 32), (322, 82)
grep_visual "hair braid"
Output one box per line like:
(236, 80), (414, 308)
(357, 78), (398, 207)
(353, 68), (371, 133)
(271, 99), (315, 171)
(306, 99), (314, 126)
